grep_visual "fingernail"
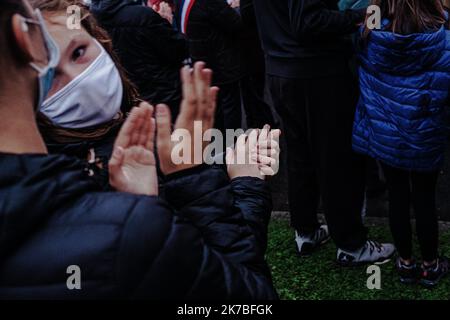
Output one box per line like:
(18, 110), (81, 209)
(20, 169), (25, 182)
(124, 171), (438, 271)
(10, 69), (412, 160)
(156, 105), (165, 116)
(114, 147), (123, 157)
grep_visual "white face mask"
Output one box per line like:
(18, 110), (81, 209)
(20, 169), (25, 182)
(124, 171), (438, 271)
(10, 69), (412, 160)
(40, 40), (123, 129)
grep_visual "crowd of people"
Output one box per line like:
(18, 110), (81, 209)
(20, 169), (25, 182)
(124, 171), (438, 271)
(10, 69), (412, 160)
(0, 0), (449, 299)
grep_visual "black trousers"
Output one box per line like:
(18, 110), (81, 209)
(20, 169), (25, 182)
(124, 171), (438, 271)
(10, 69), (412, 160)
(267, 72), (367, 251)
(215, 82), (242, 132)
(240, 75), (278, 129)
(215, 78), (278, 132)
(381, 164), (439, 262)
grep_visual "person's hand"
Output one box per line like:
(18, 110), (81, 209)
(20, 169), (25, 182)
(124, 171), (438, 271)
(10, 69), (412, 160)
(257, 125), (281, 176)
(154, 2), (173, 24)
(109, 102), (158, 196)
(229, 0), (240, 9)
(226, 129), (261, 180)
(226, 125), (281, 180)
(156, 62), (219, 175)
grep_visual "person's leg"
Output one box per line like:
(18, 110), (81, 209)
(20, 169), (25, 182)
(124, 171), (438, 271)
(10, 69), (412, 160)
(216, 82), (243, 132)
(365, 158), (386, 198)
(307, 72), (367, 251)
(267, 75), (320, 235)
(381, 164), (413, 260)
(411, 170), (439, 263)
(411, 170), (449, 288)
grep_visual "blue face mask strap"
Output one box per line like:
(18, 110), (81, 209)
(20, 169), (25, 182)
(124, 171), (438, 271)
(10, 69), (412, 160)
(23, 9), (61, 109)
(23, 17), (39, 23)
(21, 16), (46, 75)
(26, 9), (60, 76)
(22, 17), (40, 31)
(30, 62), (48, 76)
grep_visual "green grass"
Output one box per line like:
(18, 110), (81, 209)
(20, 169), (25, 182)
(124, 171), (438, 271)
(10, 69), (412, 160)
(267, 219), (450, 300)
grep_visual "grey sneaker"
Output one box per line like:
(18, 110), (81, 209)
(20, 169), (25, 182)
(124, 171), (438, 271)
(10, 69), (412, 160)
(337, 240), (395, 267)
(295, 225), (330, 256)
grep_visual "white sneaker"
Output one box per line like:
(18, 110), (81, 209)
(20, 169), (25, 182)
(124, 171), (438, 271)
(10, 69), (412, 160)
(295, 225), (330, 256)
(337, 240), (396, 267)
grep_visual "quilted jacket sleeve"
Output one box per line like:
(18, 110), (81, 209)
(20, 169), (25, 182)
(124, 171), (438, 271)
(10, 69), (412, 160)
(117, 165), (277, 300)
(230, 177), (272, 255)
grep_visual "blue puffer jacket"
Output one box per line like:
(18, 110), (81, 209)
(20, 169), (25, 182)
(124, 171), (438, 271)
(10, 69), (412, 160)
(352, 24), (450, 171)
(0, 153), (277, 299)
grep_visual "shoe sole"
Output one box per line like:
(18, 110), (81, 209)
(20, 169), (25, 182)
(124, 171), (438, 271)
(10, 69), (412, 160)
(419, 273), (448, 288)
(419, 279), (439, 288)
(296, 236), (331, 257)
(336, 252), (394, 268)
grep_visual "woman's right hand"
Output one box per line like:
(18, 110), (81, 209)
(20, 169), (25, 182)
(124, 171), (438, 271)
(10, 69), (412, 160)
(156, 62), (219, 175)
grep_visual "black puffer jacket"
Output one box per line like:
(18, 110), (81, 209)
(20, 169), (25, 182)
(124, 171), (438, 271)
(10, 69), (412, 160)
(91, 0), (189, 115)
(174, 0), (244, 85)
(0, 153), (277, 299)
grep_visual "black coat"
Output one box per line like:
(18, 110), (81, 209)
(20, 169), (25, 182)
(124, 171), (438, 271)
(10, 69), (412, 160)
(253, 0), (365, 78)
(0, 153), (277, 299)
(91, 0), (189, 114)
(239, 0), (265, 77)
(174, 0), (244, 85)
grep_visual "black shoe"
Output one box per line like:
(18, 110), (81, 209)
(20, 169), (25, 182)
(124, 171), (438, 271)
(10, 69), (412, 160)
(419, 256), (449, 288)
(395, 258), (418, 284)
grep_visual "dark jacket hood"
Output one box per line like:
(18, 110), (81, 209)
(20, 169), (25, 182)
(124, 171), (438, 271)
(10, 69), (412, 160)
(90, 0), (145, 17)
(362, 24), (447, 75)
(0, 154), (99, 260)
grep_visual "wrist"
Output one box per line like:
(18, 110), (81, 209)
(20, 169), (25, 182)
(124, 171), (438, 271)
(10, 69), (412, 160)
(228, 169), (265, 181)
(230, 174), (265, 181)
(143, 184), (159, 196)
